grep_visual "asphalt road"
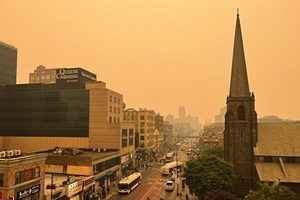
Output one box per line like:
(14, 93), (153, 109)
(112, 150), (188, 200)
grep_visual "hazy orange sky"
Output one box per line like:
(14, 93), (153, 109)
(1, 1), (300, 123)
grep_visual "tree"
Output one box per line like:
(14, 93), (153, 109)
(185, 156), (238, 199)
(204, 190), (239, 200)
(244, 183), (297, 200)
(201, 146), (224, 159)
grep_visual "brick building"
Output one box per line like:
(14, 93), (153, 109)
(0, 151), (46, 200)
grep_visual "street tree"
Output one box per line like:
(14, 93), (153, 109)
(204, 190), (239, 200)
(244, 183), (297, 200)
(201, 146), (224, 159)
(185, 156), (238, 199)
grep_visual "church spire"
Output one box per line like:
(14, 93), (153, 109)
(229, 12), (250, 97)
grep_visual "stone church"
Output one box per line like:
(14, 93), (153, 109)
(224, 13), (300, 195)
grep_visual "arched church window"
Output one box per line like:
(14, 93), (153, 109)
(237, 105), (246, 120)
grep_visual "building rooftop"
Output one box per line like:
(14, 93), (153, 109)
(256, 162), (300, 183)
(0, 152), (46, 164)
(254, 122), (300, 157)
(46, 149), (119, 166)
(0, 40), (17, 50)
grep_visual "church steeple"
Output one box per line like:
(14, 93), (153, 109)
(229, 12), (250, 97)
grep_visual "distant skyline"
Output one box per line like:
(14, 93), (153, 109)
(1, 1), (300, 122)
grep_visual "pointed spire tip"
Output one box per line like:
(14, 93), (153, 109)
(237, 8), (239, 17)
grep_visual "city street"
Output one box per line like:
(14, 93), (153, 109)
(112, 163), (164, 200)
(112, 150), (189, 200)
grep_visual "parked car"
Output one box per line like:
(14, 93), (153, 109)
(165, 180), (175, 192)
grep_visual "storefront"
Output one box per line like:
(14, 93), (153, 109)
(65, 180), (83, 200)
(15, 182), (41, 200)
(121, 154), (134, 177)
(83, 176), (96, 200)
(94, 167), (119, 200)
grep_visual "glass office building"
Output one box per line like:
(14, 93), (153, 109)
(0, 83), (89, 137)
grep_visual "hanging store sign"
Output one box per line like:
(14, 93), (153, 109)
(66, 181), (83, 197)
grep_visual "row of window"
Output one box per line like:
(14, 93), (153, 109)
(109, 116), (120, 124)
(109, 95), (121, 104)
(256, 156), (300, 163)
(140, 122), (154, 127)
(139, 115), (154, 121)
(123, 114), (137, 121)
(122, 128), (135, 148)
(15, 167), (41, 185)
(93, 157), (120, 174)
(109, 106), (121, 114)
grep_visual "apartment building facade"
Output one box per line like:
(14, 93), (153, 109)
(0, 152), (46, 200)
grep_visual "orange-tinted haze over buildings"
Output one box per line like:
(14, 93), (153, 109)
(0, 1), (300, 122)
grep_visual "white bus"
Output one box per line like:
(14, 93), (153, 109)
(118, 172), (142, 194)
(160, 161), (183, 176)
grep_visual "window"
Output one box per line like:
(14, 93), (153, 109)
(140, 122), (145, 127)
(140, 136), (145, 141)
(15, 171), (21, 184)
(122, 129), (128, 147)
(109, 116), (112, 124)
(140, 115), (145, 120)
(114, 97), (116, 103)
(0, 173), (4, 187)
(131, 115), (135, 120)
(129, 129), (134, 145)
(110, 95), (112, 102)
(114, 117), (116, 124)
(15, 167), (40, 185)
(110, 106), (112, 112)
(264, 157), (273, 162)
(140, 129), (144, 134)
(34, 167), (40, 178)
(237, 105), (246, 120)
(286, 157), (296, 163)
(114, 107), (116, 113)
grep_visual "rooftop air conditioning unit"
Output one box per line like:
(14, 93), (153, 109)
(7, 150), (14, 157)
(0, 151), (6, 158)
(14, 149), (21, 156)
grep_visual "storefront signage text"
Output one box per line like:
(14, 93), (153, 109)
(17, 184), (40, 200)
(66, 181), (83, 197)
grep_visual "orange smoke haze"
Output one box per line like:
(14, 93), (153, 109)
(1, 0), (300, 122)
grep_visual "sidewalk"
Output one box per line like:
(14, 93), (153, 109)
(174, 177), (197, 200)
